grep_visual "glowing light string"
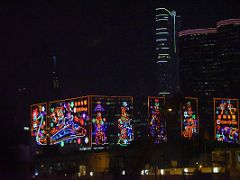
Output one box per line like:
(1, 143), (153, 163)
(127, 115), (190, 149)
(215, 99), (239, 143)
(92, 101), (107, 145)
(182, 100), (197, 140)
(49, 100), (88, 145)
(117, 101), (133, 146)
(149, 98), (167, 143)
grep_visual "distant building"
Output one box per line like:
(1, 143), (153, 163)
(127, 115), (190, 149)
(217, 18), (240, 98)
(179, 28), (220, 138)
(155, 8), (180, 96)
(178, 18), (240, 138)
(179, 28), (219, 98)
(179, 18), (240, 98)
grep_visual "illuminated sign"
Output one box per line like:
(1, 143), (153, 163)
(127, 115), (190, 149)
(92, 99), (108, 146)
(91, 96), (133, 146)
(49, 98), (90, 146)
(214, 98), (239, 143)
(181, 97), (199, 139)
(148, 97), (167, 143)
(117, 99), (133, 146)
(31, 103), (47, 145)
(31, 95), (134, 147)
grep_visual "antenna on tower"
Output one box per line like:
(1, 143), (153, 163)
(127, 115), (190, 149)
(52, 55), (59, 89)
(52, 55), (57, 74)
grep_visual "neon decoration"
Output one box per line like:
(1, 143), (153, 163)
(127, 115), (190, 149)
(148, 97), (167, 143)
(214, 98), (239, 143)
(31, 95), (134, 146)
(117, 101), (133, 146)
(92, 101), (107, 145)
(181, 97), (199, 140)
(31, 103), (47, 145)
(49, 98), (90, 146)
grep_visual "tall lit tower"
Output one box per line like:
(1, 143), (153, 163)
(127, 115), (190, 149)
(155, 8), (180, 96)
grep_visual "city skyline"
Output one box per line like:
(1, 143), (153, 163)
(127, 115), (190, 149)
(1, 1), (239, 99)
(1, 1), (240, 178)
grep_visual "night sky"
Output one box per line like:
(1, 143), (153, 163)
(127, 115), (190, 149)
(1, 0), (239, 99)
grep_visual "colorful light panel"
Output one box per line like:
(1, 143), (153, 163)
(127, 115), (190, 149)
(148, 97), (167, 143)
(31, 103), (47, 145)
(91, 97), (108, 145)
(49, 98), (90, 146)
(117, 97), (133, 146)
(214, 98), (239, 143)
(181, 97), (199, 139)
(31, 96), (134, 147)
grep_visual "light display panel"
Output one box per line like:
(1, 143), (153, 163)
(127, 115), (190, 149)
(31, 103), (47, 145)
(148, 97), (167, 143)
(214, 98), (239, 143)
(49, 98), (90, 146)
(117, 97), (133, 146)
(91, 97), (108, 146)
(91, 96), (133, 146)
(181, 97), (199, 139)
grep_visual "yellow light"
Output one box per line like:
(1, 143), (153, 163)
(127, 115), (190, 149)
(168, 108), (172, 112)
(144, 169), (149, 175)
(213, 167), (219, 173)
(160, 169), (164, 175)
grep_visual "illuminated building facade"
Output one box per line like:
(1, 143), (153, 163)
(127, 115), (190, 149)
(31, 95), (133, 147)
(155, 8), (180, 96)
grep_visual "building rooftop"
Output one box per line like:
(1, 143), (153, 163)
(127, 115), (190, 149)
(179, 28), (217, 37)
(216, 18), (240, 28)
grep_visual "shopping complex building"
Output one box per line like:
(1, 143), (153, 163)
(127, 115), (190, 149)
(26, 95), (240, 178)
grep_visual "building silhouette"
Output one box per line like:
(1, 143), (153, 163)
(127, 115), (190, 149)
(179, 28), (219, 98)
(217, 18), (240, 98)
(178, 18), (240, 139)
(179, 18), (240, 98)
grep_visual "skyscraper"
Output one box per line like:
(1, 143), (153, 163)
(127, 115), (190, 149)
(178, 17), (240, 138)
(217, 18), (240, 98)
(178, 28), (219, 136)
(155, 8), (180, 96)
(179, 28), (219, 98)
(179, 18), (240, 99)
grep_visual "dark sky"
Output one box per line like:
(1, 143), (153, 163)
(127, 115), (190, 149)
(0, 0), (239, 99)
